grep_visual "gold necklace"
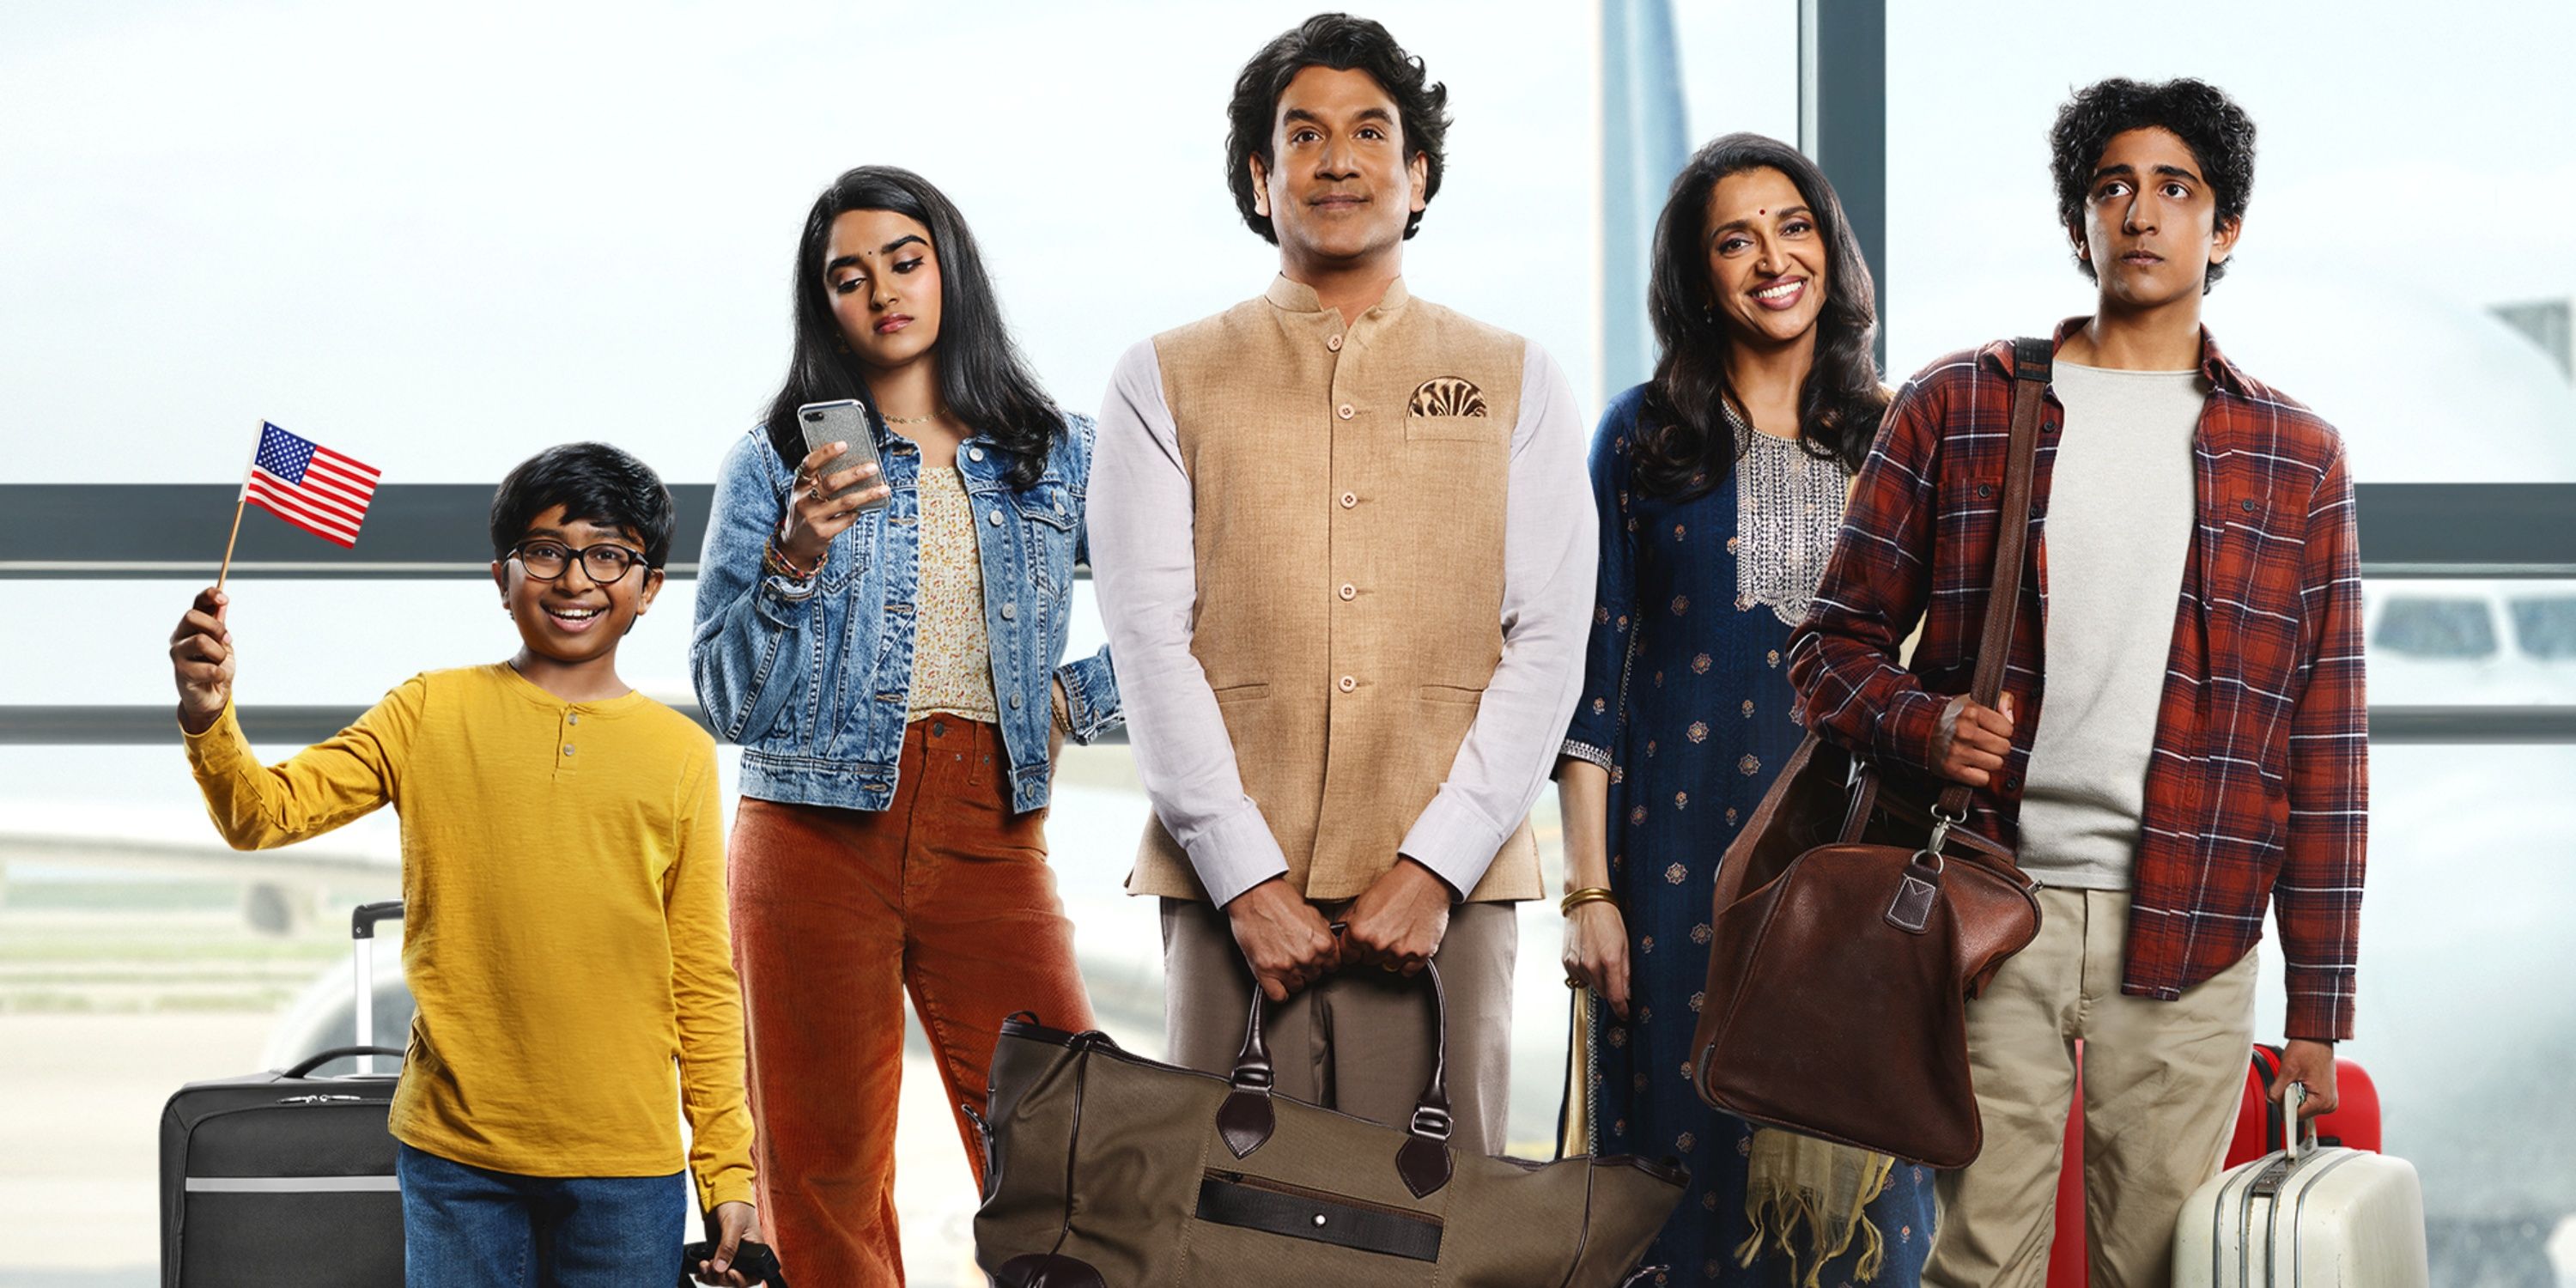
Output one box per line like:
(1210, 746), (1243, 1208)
(882, 409), (945, 425)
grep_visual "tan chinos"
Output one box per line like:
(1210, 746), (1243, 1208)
(1924, 887), (2258, 1287)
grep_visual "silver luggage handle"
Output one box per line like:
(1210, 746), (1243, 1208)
(2283, 1081), (2312, 1161)
(351, 902), (404, 1076)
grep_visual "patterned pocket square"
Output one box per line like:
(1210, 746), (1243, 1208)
(1408, 377), (1488, 417)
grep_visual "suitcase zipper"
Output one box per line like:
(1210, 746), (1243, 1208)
(1202, 1169), (1443, 1227)
(279, 1094), (367, 1105)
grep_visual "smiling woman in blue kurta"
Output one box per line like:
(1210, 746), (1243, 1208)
(1556, 133), (1933, 1287)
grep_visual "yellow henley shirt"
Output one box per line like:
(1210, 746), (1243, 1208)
(182, 663), (756, 1210)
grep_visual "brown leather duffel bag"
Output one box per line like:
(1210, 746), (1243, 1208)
(1684, 337), (2056, 1170)
(974, 963), (1686, 1286)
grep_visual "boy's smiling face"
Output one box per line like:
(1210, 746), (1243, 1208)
(489, 505), (662, 666)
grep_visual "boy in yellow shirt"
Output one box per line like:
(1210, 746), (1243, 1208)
(167, 443), (769, 1287)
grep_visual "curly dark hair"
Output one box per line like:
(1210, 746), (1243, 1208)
(489, 442), (677, 568)
(1631, 133), (1885, 501)
(1224, 13), (1449, 244)
(2049, 76), (2257, 293)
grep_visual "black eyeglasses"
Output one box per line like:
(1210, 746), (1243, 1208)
(508, 540), (651, 584)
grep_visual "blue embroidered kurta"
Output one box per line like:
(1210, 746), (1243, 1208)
(1563, 386), (1935, 1285)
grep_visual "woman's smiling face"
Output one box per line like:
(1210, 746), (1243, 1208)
(1701, 166), (1827, 351)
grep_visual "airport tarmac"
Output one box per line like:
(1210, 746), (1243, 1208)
(10, 746), (2576, 1284)
(0, 963), (989, 1285)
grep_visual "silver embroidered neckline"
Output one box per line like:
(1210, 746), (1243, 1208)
(1725, 400), (1850, 627)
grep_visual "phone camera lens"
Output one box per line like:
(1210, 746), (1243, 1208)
(802, 410), (823, 422)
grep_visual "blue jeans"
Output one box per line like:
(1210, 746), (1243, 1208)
(397, 1142), (686, 1288)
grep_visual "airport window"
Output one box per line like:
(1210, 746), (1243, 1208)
(6, 3), (2573, 1284)
(0, 7), (1652, 1281)
(1885, 3), (2576, 1278)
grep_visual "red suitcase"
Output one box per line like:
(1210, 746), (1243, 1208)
(2045, 1042), (2383, 1285)
(2231, 1043), (2380, 1160)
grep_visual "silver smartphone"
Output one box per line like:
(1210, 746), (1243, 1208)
(797, 398), (890, 510)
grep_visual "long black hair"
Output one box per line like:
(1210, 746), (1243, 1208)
(1632, 132), (1886, 501)
(760, 166), (1063, 489)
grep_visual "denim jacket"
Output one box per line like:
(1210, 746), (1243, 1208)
(689, 410), (1121, 814)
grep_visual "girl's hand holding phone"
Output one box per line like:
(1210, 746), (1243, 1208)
(778, 440), (890, 568)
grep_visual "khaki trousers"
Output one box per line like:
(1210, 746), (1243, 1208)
(1159, 896), (1518, 1156)
(1925, 888), (2257, 1288)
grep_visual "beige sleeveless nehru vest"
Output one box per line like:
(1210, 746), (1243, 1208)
(1127, 277), (1542, 904)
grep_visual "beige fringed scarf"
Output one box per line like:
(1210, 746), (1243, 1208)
(1735, 1127), (1897, 1286)
(1720, 461), (1901, 1285)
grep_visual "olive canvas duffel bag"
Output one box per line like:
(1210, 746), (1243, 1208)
(973, 961), (1686, 1285)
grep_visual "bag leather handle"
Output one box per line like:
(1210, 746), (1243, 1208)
(1222, 957), (1456, 1196)
(675, 1230), (789, 1288)
(1931, 337), (2051, 828)
(283, 1046), (406, 1079)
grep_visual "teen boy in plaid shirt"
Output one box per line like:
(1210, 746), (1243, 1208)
(1788, 78), (2366, 1286)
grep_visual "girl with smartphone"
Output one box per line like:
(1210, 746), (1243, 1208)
(690, 165), (1120, 1287)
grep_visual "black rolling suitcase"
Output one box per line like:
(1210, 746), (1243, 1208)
(160, 901), (407, 1286)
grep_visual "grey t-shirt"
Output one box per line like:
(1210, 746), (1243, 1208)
(2016, 361), (2208, 890)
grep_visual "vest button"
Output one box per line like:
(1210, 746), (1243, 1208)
(1340, 491), (1357, 508)
(1338, 675), (1356, 693)
(1337, 404), (1355, 421)
(1338, 583), (1356, 600)
(1327, 334), (1344, 352)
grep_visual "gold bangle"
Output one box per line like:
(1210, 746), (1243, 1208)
(1560, 887), (1619, 916)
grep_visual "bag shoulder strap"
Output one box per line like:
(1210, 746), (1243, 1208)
(1934, 337), (2050, 823)
(1552, 985), (1585, 1161)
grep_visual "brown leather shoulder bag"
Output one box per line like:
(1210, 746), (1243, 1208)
(1683, 337), (2054, 1169)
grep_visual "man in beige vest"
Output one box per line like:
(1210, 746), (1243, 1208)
(1089, 13), (1595, 1153)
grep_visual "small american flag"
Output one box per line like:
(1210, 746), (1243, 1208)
(244, 422), (380, 548)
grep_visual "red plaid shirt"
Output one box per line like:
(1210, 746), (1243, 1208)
(1789, 321), (2366, 1041)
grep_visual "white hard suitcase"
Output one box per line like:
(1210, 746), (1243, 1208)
(2172, 1084), (2429, 1286)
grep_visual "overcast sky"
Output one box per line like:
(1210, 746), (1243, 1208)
(4, 0), (2571, 714)
(5, 1), (2571, 488)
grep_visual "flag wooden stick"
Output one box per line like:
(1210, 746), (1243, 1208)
(213, 495), (247, 594)
(215, 425), (256, 593)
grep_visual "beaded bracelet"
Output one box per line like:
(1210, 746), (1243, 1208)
(763, 538), (820, 582)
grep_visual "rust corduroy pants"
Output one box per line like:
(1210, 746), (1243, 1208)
(728, 717), (1094, 1287)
